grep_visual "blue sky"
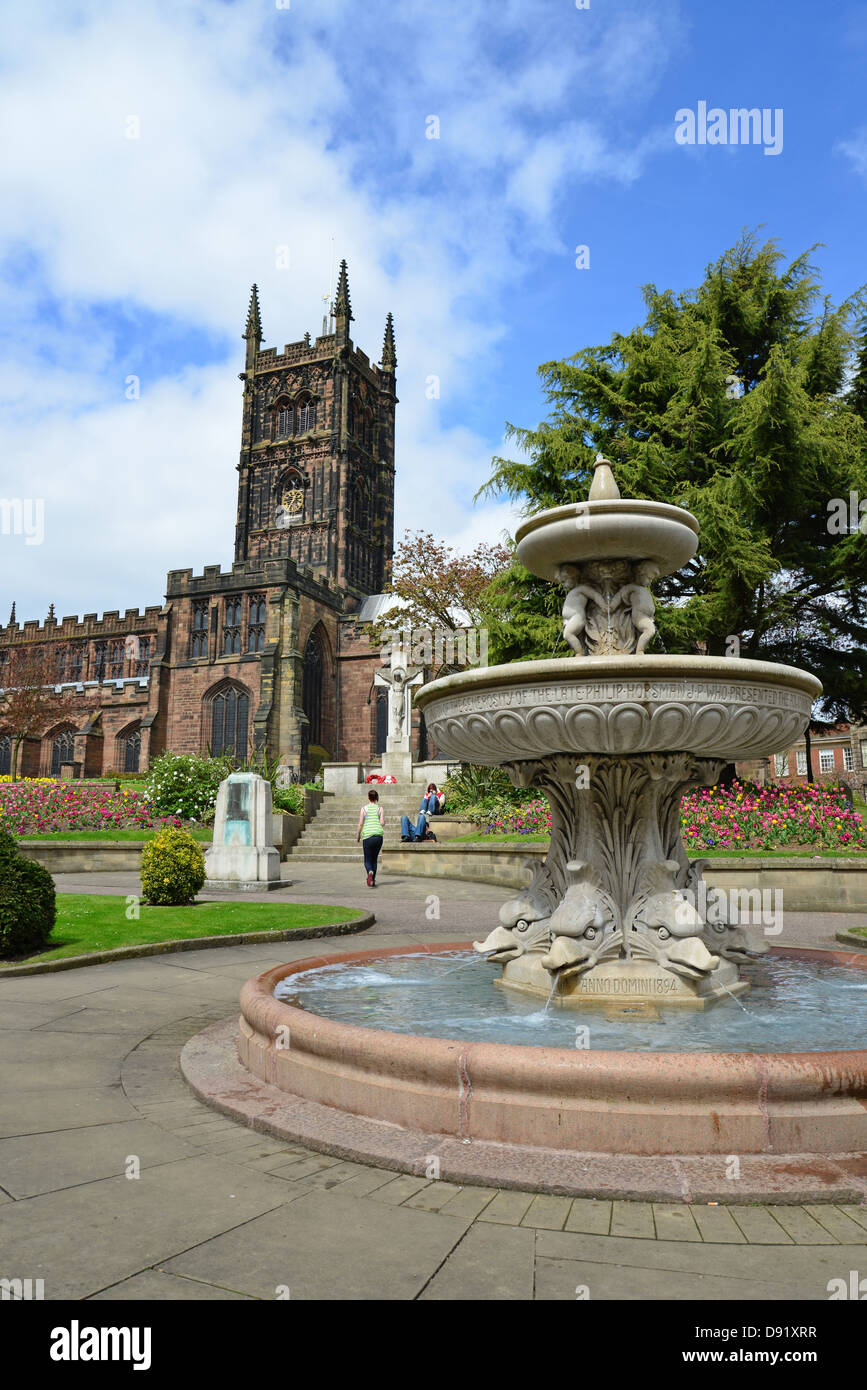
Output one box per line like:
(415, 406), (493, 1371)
(1, 0), (865, 619)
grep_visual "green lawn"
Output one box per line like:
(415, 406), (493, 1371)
(2, 894), (365, 966)
(16, 827), (213, 843)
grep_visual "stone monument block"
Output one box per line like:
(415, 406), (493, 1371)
(204, 772), (285, 891)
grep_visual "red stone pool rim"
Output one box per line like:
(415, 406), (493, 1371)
(196, 942), (867, 1188)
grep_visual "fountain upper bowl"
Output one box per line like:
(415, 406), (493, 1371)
(515, 499), (699, 580)
(415, 654), (822, 764)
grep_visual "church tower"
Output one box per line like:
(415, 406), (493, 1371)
(234, 263), (397, 597)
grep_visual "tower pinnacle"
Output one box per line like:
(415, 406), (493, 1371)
(333, 260), (353, 323)
(243, 285), (262, 370)
(381, 312), (396, 371)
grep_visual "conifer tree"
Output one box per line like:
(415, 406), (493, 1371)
(478, 234), (867, 718)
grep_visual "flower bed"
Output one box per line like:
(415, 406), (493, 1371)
(477, 782), (867, 852)
(0, 781), (182, 837)
(681, 781), (867, 852)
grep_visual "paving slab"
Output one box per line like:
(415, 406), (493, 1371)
(88, 1270), (256, 1301)
(653, 1204), (702, 1242)
(0, 1155), (291, 1300)
(477, 1190), (534, 1226)
(610, 1199), (655, 1239)
(163, 1189), (473, 1300)
(0, 1000), (90, 1029)
(369, 1173), (432, 1205)
(729, 1206), (792, 1244)
(520, 1194), (572, 1230)
(330, 1167), (400, 1197)
(0, 1119), (196, 1198)
(420, 1220), (535, 1300)
(565, 1198), (611, 1235)
(404, 1181), (463, 1212)
(804, 1206), (867, 1243)
(690, 1204), (748, 1244)
(438, 1187), (497, 1221)
(535, 1229), (867, 1294)
(0, 1032), (128, 1092)
(770, 1206), (841, 1244)
(0, 1086), (138, 1139)
(533, 1256), (806, 1302)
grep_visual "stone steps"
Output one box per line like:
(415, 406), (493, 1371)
(290, 789), (427, 859)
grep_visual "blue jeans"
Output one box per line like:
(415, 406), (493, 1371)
(362, 834), (382, 878)
(401, 814), (426, 841)
(420, 796), (443, 816)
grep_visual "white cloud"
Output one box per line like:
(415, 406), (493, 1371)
(836, 127), (867, 181)
(0, 0), (680, 618)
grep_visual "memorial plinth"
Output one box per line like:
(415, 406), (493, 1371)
(204, 772), (285, 891)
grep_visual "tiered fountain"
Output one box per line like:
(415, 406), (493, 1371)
(185, 460), (867, 1199)
(424, 456), (818, 1011)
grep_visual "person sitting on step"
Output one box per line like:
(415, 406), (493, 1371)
(400, 784), (444, 842)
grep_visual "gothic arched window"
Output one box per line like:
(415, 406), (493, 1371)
(51, 728), (76, 776)
(297, 395), (316, 433)
(223, 601), (242, 655)
(302, 628), (325, 749)
(190, 602), (209, 658)
(108, 641), (125, 678)
(120, 727), (141, 773)
(210, 685), (250, 759)
(275, 399), (294, 438)
(0, 734), (11, 776)
(248, 594), (266, 651)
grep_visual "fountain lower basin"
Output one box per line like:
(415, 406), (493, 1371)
(236, 942), (867, 1159)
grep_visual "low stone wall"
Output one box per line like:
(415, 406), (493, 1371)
(20, 814), (296, 874)
(382, 841), (867, 912)
(19, 842), (146, 874)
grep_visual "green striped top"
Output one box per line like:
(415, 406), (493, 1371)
(361, 803), (383, 839)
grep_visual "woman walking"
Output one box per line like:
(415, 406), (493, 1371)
(356, 788), (385, 887)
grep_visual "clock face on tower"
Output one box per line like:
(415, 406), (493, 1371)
(275, 482), (305, 528)
(282, 487), (304, 516)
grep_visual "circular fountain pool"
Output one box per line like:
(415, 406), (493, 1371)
(274, 949), (867, 1054)
(227, 941), (867, 1178)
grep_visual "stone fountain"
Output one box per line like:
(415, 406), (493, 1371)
(415, 457), (823, 1011)
(188, 454), (867, 1198)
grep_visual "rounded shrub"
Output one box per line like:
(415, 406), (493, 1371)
(141, 826), (206, 906)
(0, 839), (56, 958)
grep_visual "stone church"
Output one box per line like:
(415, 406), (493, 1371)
(0, 263), (416, 779)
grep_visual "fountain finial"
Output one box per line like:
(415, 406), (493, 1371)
(588, 453), (621, 501)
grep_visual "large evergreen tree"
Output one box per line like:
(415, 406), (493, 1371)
(478, 234), (867, 720)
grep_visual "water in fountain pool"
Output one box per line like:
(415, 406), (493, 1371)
(273, 951), (867, 1052)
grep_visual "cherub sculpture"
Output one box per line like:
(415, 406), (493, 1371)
(555, 564), (605, 656)
(610, 561), (658, 655)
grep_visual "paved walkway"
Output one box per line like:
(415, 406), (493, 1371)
(0, 864), (864, 1300)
